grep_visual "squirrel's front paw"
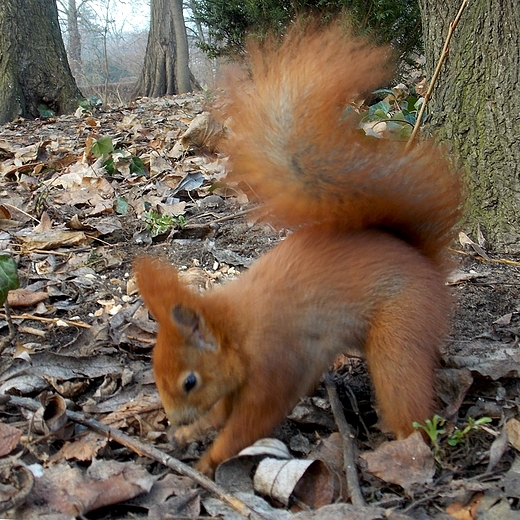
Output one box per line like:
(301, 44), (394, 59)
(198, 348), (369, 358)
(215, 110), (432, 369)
(195, 452), (216, 478)
(172, 423), (200, 444)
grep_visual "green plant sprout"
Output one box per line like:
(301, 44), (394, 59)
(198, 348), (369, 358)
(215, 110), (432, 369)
(413, 414), (446, 456)
(414, 414), (493, 459)
(446, 416), (492, 446)
(0, 254), (20, 351)
(91, 136), (146, 176)
(144, 211), (187, 237)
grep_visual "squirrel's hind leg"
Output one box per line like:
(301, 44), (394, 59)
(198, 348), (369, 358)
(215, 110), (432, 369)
(364, 293), (445, 438)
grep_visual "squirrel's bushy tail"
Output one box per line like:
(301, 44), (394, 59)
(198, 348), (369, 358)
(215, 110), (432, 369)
(218, 22), (462, 265)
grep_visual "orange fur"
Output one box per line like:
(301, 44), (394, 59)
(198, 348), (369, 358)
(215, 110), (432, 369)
(134, 22), (462, 477)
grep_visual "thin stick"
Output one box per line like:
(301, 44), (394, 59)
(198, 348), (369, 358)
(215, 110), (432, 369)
(0, 302), (18, 353)
(1, 203), (40, 223)
(405, 0), (469, 151)
(7, 395), (268, 520)
(325, 378), (365, 507)
(0, 313), (91, 329)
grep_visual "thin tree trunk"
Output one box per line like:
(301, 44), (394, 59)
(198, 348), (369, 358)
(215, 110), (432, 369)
(0, 0), (83, 124)
(133, 0), (193, 98)
(418, 0), (520, 252)
(171, 0), (191, 93)
(67, 0), (82, 79)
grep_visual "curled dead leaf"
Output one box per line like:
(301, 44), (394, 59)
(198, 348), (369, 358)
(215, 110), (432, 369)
(254, 457), (335, 508)
(7, 288), (48, 308)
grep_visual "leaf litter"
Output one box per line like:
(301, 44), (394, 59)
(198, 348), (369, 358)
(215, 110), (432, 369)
(0, 95), (519, 518)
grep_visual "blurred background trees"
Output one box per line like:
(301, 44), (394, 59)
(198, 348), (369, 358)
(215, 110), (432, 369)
(0, 0), (82, 124)
(1, 0), (518, 249)
(54, 0), (424, 102)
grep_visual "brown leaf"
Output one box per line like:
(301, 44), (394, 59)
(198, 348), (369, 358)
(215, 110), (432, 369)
(506, 418), (520, 451)
(7, 288), (48, 308)
(18, 230), (90, 251)
(360, 432), (435, 491)
(447, 339), (520, 380)
(138, 474), (200, 520)
(254, 458), (335, 508)
(437, 368), (474, 418)
(180, 111), (225, 151)
(28, 459), (156, 515)
(54, 433), (108, 462)
(292, 503), (387, 519)
(308, 433), (347, 501)
(446, 492), (483, 520)
(487, 426), (508, 472)
(0, 423), (22, 457)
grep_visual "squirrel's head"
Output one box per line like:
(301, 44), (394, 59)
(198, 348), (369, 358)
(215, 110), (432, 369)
(133, 257), (241, 426)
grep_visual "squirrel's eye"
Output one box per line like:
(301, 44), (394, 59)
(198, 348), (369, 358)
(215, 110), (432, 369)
(183, 373), (197, 393)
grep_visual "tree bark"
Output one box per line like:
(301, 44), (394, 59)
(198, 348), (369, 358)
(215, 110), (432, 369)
(67, 0), (83, 80)
(418, 0), (520, 252)
(0, 0), (83, 124)
(171, 0), (191, 93)
(133, 0), (193, 98)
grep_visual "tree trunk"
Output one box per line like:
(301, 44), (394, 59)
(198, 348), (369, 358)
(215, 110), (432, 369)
(67, 0), (82, 80)
(133, 0), (193, 98)
(171, 0), (191, 93)
(0, 0), (83, 124)
(418, 0), (520, 252)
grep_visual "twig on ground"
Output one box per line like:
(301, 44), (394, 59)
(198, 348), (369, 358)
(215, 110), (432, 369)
(196, 207), (256, 224)
(0, 302), (18, 354)
(0, 313), (91, 329)
(325, 377), (365, 507)
(451, 248), (520, 267)
(405, 0), (469, 151)
(7, 395), (268, 520)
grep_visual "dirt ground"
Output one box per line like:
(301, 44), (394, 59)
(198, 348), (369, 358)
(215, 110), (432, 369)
(0, 96), (519, 519)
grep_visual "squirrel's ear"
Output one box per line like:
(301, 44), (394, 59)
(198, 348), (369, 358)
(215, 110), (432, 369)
(134, 256), (181, 322)
(172, 304), (218, 351)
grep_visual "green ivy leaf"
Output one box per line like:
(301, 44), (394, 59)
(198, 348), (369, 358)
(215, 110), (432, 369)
(114, 197), (129, 215)
(0, 254), (20, 306)
(103, 157), (117, 175)
(372, 88), (395, 97)
(37, 104), (55, 119)
(130, 156), (146, 176)
(92, 136), (114, 158)
(369, 100), (391, 117)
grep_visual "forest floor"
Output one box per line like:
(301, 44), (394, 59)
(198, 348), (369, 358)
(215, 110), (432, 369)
(0, 95), (519, 520)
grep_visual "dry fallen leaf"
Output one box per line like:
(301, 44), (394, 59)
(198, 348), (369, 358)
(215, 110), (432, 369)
(55, 432), (109, 462)
(26, 459), (156, 516)
(360, 432), (435, 491)
(292, 503), (387, 520)
(437, 368), (474, 418)
(0, 423), (22, 457)
(7, 288), (48, 308)
(254, 457), (335, 508)
(135, 474), (200, 520)
(18, 229), (90, 251)
(506, 418), (520, 451)
(180, 111), (225, 151)
(447, 339), (520, 380)
(446, 492), (483, 520)
(308, 433), (347, 501)
(215, 438), (291, 494)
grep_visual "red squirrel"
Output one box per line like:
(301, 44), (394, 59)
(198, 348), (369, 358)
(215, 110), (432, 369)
(134, 22), (462, 477)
